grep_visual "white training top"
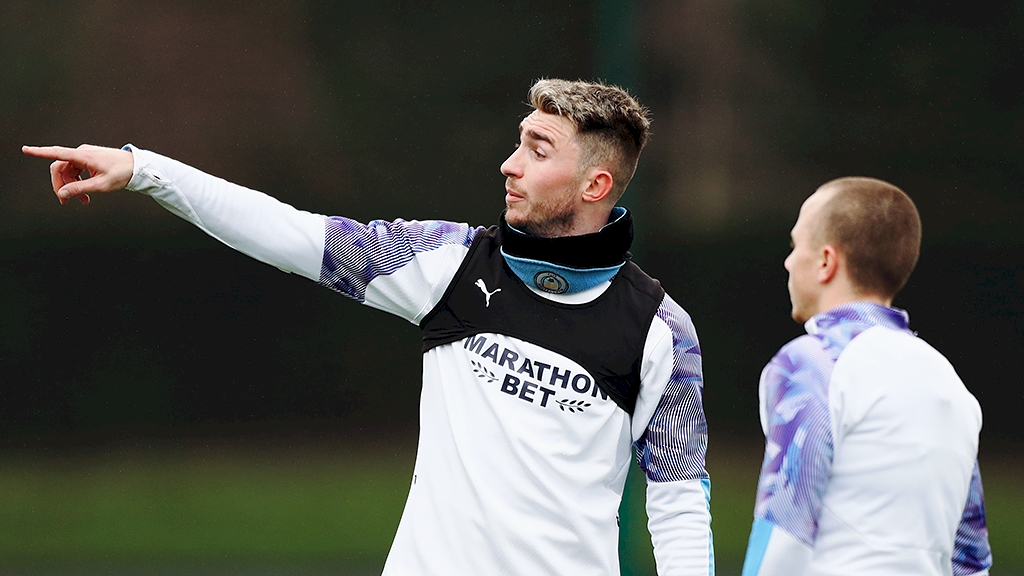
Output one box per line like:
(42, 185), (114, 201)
(743, 302), (991, 576)
(125, 146), (715, 576)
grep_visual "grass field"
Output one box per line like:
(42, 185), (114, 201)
(0, 437), (1019, 574)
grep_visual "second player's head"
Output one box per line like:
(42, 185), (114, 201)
(785, 177), (922, 322)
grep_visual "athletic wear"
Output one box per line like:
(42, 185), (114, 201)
(125, 146), (714, 575)
(742, 302), (992, 576)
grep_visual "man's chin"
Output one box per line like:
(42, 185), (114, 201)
(790, 306), (808, 324)
(504, 208), (525, 227)
(504, 206), (576, 238)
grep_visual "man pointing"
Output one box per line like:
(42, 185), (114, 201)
(25, 78), (714, 575)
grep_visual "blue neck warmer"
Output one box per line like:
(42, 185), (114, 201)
(499, 207), (632, 295)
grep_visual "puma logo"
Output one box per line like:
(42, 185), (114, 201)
(475, 279), (501, 307)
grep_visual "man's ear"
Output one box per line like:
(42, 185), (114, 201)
(582, 169), (614, 204)
(819, 244), (840, 283)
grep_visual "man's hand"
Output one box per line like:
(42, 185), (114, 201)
(22, 144), (135, 206)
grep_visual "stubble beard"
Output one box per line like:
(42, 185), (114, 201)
(508, 198), (578, 238)
(505, 182), (581, 238)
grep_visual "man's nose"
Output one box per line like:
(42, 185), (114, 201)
(500, 149), (521, 178)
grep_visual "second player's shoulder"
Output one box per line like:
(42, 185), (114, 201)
(838, 322), (937, 362)
(832, 324), (980, 411)
(761, 334), (835, 399)
(830, 324), (956, 388)
(769, 332), (834, 374)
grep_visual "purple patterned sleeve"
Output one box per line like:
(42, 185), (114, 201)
(753, 336), (835, 546)
(635, 294), (709, 482)
(953, 461), (993, 575)
(319, 216), (479, 302)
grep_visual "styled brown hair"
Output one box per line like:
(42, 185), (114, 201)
(528, 79), (651, 201)
(818, 177), (922, 299)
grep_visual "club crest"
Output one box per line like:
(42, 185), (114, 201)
(534, 271), (568, 294)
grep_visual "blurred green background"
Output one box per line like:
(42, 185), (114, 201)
(1, 0), (1021, 573)
(1, 439), (1022, 574)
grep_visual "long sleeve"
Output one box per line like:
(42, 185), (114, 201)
(634, 294), (713, 576)
(742, 336), (834, 576)
(125, 146), (481, 323)
(746, 304), (986, 575)
(126, 145), (326, 281)
(952, 461), (993, 576)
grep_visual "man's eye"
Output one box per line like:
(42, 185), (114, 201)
(533, 149), (545, 158)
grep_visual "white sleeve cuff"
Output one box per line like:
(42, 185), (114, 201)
(647, 478), (714, 576)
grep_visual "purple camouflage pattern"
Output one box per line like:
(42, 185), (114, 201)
(754, 302), (991, 572)
(636, 294), (708, 483)
(319, 216), (479, 301)
(953, 461), (993, 575)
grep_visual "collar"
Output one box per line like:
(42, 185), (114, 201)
(499, 207), (633, 295)
(805, 301), (911, 336)
(499, 206), (633, 268)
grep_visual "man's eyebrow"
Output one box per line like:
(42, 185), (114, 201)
(519, 125), (555, 146)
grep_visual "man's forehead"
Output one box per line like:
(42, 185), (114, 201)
(795, 187), (837, 238)
(802, 187), (837, 215)
(519, 110), (575, 143)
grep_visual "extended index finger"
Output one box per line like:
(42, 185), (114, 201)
(22, 145), (83, 162)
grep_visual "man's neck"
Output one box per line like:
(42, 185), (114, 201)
(818, 291), (892, 316)
(564, 206), (615, 237)
(500, 207), (632, 269)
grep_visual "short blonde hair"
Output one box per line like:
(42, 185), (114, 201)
(528, 79), (651, 201)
